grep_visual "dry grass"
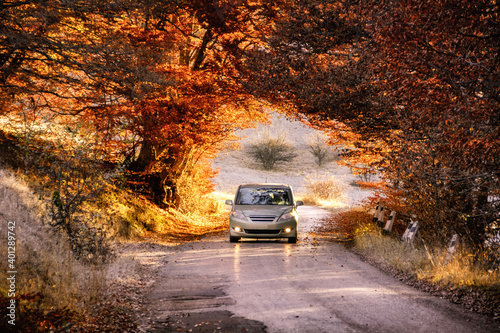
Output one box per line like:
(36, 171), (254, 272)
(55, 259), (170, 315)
(355, 227), (500, 321)
(354, 227), (432, 276)
(346, 212), (500, 289)
(420, 249), (500, 288)
(318, 208), (500, 290)
(0, 169), (107, 323)
(101, 184), (228, 243)
(302, 173), (348, 208)
(0, 166), (229, 331)
(210, 112), (371, 207)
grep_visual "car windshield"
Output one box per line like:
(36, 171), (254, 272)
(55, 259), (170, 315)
(236, 187), (292, 205)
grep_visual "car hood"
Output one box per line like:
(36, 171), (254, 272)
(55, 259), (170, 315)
(234, 205), (293, 217)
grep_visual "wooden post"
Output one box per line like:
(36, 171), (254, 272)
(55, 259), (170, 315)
(402, 219), (419, 244)
(373, 201), (381, 223)
(445, 234), (459, 263)
(383, 211), (396, 234)
(377, 204), (386, 228)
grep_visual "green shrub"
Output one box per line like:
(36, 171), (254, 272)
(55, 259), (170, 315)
(306, 133), (337, 166)
(246, 129), (296, 170)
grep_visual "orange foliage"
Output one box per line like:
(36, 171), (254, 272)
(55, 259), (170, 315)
(82, 1), (279, 207)
(317, 210), (373, 242)
(1, 1), (281, 209)
(241, 0), (500, 248)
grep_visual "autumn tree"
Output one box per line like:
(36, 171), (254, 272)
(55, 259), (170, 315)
(361, 0), (500, 248)
(0, 1), (157, 115)
(84, 1), (284, 208)
(240, 0), (500, 249)
(240, 0), (391, 160)
(1, 1), (283, 209)
(3, 0), (497, 249)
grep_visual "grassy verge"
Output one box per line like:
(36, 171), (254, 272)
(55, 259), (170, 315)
(316, 209), (500, 321)
(101, 186), (228, 242)
(0, 167), (228, 332)
(0, 169), (113, 332)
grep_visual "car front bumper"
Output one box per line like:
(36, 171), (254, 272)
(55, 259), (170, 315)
(229, 217), (298, 239)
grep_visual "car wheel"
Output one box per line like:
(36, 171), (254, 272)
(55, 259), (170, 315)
(288, 237), (297, 244)
(230, 236), (240, 243)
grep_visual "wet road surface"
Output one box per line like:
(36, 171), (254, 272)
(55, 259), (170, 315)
(145, 206), (500, 332)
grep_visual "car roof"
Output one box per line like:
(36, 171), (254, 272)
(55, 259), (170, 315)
(238, 183), (291, 188)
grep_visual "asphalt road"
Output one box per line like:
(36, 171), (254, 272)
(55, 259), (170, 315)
(145, 206), (500, 333)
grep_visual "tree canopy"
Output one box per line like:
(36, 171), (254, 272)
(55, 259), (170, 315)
(1, 0), (498, 249)
(240, 0), (500, 247)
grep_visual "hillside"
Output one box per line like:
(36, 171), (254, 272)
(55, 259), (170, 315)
(210, 112), (374, 206)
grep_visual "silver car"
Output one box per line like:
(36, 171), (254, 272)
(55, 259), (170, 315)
(225, 184), (303, 243)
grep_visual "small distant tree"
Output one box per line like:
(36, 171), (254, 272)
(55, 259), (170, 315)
(307, 133), (335, 166)
(246, 129), (297, 170)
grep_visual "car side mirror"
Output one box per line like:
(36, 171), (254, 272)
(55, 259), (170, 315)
(296, 201), (304, 207)
(225, 200), (233, 206)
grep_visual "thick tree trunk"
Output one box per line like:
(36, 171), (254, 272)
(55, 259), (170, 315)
(159, 146), (198, 209)
(128, 141), (173, 207)
(129, 141), (164, 173)
(128, 140), (193, 209)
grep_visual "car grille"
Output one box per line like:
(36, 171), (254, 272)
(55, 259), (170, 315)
(248, 215), (276, 223)
(244, 229), (281, 235)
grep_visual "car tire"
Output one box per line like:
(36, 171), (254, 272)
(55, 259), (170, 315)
(230, 236), (240, 243)
(288, 237), (297, 244)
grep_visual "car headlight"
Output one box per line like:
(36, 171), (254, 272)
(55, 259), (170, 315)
(279, 211), (296, 221)
(231, 210), (247, 220)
